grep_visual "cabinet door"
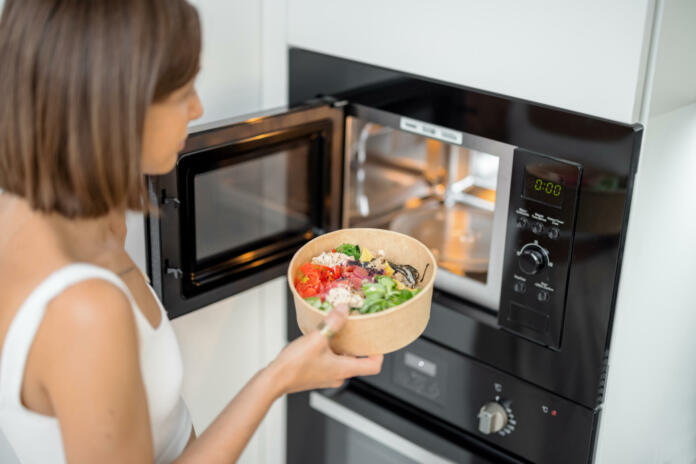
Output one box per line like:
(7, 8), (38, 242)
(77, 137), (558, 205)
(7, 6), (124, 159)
(148, 103), (344, 318)
(287, 0), (654, 123)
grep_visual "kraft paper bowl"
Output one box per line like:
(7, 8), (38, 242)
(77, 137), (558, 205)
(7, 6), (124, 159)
(288, 228), (438, 356)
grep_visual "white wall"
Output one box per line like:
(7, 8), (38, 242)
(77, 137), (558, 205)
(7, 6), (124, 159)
(648, 0), (696, 117)
(287, 0), (655, 123)
(595, 2), (696, 461)
(594, 102), (696, 464)
(189, 0), (261, 125)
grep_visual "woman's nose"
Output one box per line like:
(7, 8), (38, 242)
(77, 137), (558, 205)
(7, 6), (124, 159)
(189, 90), (203, 121)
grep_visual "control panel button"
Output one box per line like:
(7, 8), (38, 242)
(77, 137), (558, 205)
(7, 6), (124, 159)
(537, 290), (550, 303)
(516, 217), (529, 229)
(478, 402), (508, 435)
(548, 227), (560, 240)
(518, 245), (547, 275)
(531, 221), (544, 235)
(513, 281), (527, 294)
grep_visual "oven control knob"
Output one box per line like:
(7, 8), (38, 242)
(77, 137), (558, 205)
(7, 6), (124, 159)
(518, 245), (547, 275)
(478, 402), (508, 435)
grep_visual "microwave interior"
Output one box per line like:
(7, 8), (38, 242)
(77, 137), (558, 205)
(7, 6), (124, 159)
(343, 116), (513, 312)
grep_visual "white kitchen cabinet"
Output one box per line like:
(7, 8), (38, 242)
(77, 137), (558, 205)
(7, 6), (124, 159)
(187, 0), (262, 126)
(171, 277), (287, 464)
(644, 0), (696, 118)
(288, 0), (655, 123)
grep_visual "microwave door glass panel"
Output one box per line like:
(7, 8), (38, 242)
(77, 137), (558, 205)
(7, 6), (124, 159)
(194, 145), (312, 262)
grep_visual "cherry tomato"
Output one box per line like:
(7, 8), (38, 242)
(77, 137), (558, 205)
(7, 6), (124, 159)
(295, 262), (344, 298)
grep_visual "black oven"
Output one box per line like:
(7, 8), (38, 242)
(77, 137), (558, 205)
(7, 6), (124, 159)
(286, 295), (595, 464)
(146, 49), (642, 463)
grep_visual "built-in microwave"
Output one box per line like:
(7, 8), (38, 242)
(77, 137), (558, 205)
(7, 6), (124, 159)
(147, 49), (642, 463)
(339, 109), (583, 350)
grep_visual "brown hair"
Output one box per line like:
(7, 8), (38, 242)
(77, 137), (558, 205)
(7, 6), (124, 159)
(0, 0), (201, 217)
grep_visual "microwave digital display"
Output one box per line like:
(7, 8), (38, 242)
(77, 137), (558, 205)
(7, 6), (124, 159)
(523, 169), (564, 208)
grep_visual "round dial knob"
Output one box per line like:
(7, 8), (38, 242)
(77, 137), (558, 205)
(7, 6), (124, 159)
(518, 245), (547, 275)
(477, 402), (508, 435)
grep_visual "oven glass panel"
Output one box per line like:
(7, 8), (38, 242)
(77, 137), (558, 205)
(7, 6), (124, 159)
(345, 120), (501, 285)
(194, 145), (312, 261)
(325, 417), (422, 464)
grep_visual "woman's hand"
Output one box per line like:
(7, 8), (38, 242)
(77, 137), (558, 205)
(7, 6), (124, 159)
(177, 304), (382, 463)
(269, 304), (383, 395)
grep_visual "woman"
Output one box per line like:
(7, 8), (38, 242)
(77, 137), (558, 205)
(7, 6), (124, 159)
(0, 1), (382, 463)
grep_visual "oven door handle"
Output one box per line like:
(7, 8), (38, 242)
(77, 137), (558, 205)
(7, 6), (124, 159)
(309, 391), (455, 464)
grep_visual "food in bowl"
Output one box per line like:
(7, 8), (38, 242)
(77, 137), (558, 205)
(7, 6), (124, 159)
(289, 228), (438, 355)
(293, 242), (429, 315)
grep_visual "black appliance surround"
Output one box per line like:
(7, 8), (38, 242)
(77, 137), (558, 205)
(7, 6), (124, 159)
(146, 48), (642, 463)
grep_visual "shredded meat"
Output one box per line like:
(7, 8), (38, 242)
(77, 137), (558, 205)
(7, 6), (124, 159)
(325, 286), (364, 308)
(312, 252), (351, 267)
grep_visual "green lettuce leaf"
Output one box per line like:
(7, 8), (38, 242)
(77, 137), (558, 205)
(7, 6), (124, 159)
(336, 243), (361, 260)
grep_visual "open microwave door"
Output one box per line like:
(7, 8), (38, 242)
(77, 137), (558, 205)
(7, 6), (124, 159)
(147, 102), (345, 318)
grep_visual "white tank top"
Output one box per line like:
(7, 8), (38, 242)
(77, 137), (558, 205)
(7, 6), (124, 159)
(0, 263), (192, 464)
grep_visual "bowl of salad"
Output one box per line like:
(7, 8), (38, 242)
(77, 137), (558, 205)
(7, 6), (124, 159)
(287, 228), (438, 355)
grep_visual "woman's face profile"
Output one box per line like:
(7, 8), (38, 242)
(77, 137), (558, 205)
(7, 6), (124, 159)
(142, 79), (203, 175)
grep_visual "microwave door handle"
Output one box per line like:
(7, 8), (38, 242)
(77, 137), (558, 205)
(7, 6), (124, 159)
(309, 391), (454, 464)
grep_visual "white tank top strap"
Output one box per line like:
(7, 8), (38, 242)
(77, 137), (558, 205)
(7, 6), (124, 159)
(0, 262), (135, 406)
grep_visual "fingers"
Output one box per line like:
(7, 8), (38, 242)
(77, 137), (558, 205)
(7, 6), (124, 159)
(334, 354), (383, 378)
(322, 303), (349, 333)
(307, 303), (350, 351)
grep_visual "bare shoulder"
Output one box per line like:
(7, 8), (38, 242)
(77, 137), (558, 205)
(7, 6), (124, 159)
(32, 278), (140, 386)
(22, 276), (144, 413)
(27, 279), (138, 389)
(44, 278), (136, 337)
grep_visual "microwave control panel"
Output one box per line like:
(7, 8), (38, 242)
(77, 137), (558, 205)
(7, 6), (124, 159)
(499, 149), (582, 348)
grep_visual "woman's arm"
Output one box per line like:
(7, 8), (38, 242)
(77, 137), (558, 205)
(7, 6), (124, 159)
(175, 304), (383, 464)
(40, 283), (378, 464)
(38, 280), (154, 464)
